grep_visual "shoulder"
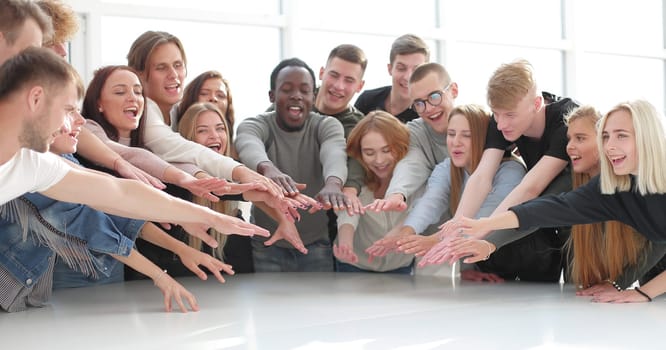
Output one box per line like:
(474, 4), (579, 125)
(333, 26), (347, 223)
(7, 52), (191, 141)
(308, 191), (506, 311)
(341, 105), (365, 121)
(357, 86), (390, 102)
(315, 112), (344, 130)
(546, 95), (579, 119)
(406, 118), (426, 132)
(241, 112), (275, 125)
(21, 149), (63, 170)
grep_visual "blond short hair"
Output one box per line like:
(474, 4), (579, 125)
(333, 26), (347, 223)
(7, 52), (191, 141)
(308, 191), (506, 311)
(487, 59), (537, 110)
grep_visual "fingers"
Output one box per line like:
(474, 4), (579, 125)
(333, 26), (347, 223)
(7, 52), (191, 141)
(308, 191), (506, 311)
(145, 173), (167, 189)
(180, 223), (219, 249)
(345, 193), (364, 215)
(275, 176), (298, 195)
(200, 191), (221, 203)
(189, 263), (208, 281)
(209, 267), (227, 284)
(217, 219), (270, 238)
(186, 292), (200, 312)
(285, 235), (308, 254)
(264, 234), (278, 247)
(164, 293), (172, 313)
(334, 244), (358, 264)
(362, 199), (381, 212)
(224, 182), (259, 195)
(175, 293), (188, 313)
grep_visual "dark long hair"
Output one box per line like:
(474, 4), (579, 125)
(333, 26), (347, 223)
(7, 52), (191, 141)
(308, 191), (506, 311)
(81, 65), (147, 147)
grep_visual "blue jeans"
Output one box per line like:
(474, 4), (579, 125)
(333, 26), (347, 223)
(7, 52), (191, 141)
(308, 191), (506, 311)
(252, 238), (333, 272)
(52, 255), (125, 289)
(335, 260), (413, 274)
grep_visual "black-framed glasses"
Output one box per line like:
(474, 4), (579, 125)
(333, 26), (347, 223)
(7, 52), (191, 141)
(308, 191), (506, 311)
(411, 83), (452, 114)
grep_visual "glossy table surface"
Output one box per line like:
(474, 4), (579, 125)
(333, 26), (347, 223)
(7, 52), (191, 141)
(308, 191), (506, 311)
(1, 272), (663, 349)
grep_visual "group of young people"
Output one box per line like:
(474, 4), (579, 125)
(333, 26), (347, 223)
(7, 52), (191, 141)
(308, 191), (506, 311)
(1, 0), (664, 316)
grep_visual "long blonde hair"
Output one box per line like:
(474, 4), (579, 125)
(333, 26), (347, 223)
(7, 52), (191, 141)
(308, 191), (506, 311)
(598, 100), (666, 195)
(564, 105), (649, 288)
(178, 102), (235, 258)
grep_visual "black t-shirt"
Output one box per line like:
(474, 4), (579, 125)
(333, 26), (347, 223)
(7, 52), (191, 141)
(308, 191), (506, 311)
(485, 93), (579, 170)
(354, 85), (419, 123)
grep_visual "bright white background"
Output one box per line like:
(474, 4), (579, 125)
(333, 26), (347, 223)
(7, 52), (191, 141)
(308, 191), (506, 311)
(65, 0), (666, 128)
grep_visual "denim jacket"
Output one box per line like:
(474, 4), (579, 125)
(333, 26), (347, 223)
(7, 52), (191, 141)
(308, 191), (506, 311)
(0, 154), (143, 288)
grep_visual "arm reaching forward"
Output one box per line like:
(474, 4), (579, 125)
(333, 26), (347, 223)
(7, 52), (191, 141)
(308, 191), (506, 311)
(40, 166), (270, 248)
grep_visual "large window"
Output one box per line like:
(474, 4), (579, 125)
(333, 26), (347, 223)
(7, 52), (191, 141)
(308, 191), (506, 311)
(98, 16), (280, 119)
(69, 0), (666, 121)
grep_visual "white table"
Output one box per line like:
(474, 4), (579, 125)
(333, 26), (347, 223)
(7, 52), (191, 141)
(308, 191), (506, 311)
(1, 272), (662, 349)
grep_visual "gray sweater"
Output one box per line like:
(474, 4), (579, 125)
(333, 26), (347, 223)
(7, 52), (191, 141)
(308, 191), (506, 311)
(235, 111), (347, 247)
(386, 118), (448, 199)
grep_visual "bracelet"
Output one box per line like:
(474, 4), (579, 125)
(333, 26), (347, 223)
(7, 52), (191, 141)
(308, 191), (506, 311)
(481, 240), (493, 261)
(606, 280), (622, 291)
(634, 287), (653, 302)
(153, 269), (168, 286)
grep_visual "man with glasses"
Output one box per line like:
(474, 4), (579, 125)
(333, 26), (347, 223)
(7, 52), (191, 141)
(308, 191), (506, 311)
(364, 63), (456, 262)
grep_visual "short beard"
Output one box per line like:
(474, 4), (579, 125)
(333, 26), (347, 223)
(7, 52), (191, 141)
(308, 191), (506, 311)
(19, 119), (50, 153)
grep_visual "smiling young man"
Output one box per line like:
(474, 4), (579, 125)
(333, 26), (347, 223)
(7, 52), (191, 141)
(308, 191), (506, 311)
(235, 58), (348, 272)
(424, 59), (579, 281)
(355, 34), (429, 124)
(313, 44), (367, 238)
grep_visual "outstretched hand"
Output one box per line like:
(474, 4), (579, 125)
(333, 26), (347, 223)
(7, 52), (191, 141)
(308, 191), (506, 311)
(363, 193), (407, 213)
(365, 226), (414, 263)
(152, 271), (199, 313)
(176, 244), (235, 283)
(342, 187), (364, 216)
(260, 162), (300, 195)
(396, 234), (440, 257)
(264, 221), (308, 254)
(179, 213), (270, 249)
(316, 179), (349, 211)
(114, 158), (166, 189)
(179, 177), (232, 202)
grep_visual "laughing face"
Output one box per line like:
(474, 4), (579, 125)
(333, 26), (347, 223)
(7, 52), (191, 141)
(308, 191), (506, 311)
(388, 53), (427, 101)
(602, 110), (638, 176)
(193, 110), (228, 155)
(408, 72), (456, 134)
(98, 69), (145, 138)
(270, 66), (314, 132)
(360, 130), (396, 183)
(316, 57), (364, 115)
(566, 117), (600, 176)
(142, 42), (186, 112)
(50, 106), (86, 155)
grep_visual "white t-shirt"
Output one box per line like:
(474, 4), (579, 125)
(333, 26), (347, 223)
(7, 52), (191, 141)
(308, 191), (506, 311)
(0, 149), (70, 205)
